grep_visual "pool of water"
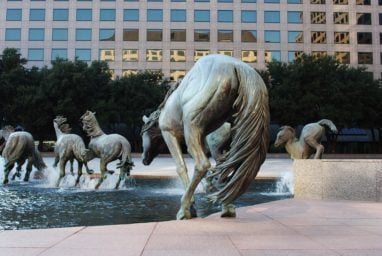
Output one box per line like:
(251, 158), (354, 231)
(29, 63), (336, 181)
(0, 177), (292, 230)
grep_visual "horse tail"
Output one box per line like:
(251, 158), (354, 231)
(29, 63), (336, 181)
(33, 146), (47, 171)
(209, 64), (270, 204)
(317, 119), (338, 134)
(117, 140), (134, 170)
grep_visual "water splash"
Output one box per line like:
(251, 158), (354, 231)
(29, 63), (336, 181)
(275, 171), (294, 194)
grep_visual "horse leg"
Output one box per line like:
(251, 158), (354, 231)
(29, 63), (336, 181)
(84, 162), (94, 174)
(221, 203), (236, 218)
(53, 155), (59, 168)
(3, 162), (15, 184)
(12, 159), (25, 180)
(57, 158), (68, 187)
(69, 159), (75, 175)
(95, 159), (107, 189)
(306, 139), (324, 159)
(75, 160), (83, 187)
(24, 157), (34, 182)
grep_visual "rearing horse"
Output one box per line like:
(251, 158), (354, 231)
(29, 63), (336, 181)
(157, 54), (270, 219)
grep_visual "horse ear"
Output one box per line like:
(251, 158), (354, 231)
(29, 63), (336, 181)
(142, 115), (149, 123)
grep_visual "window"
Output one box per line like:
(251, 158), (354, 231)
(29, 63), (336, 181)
(264, 11), (280, 23)
(124, 9), (139, 21)
(218, 10), (233, 23)
(147, 29), (162, 41)
(52, 28), (68, 41)
(311, 0), (325, 3)
(100, 49), (115, 61)
(334, 32), (349, 44)
(288, 51), (304, 62)
(241, 11), (256, 23)
(357, 32), (372, 44)
(122, 49), (138, 61)
(171, 29), (186, 41)
(146, 50), (162, 61)
(76, 29), (92, 41)
(147, 9), (163, 22)
(241, 50), (256, 63)
(311, 31), (326, 43)
(241, 30), (257, 42)
(379, 14), (382, 25)
(218, 0), (232, 2)
(194, 29), (210, 42)
(100, 9), (115, 21)
(194, 50), (209, 61)
(30, 9), (45, 21)
(6, 9), (22, 21)
(311, 12), (326, 24)
(335, 52), (350, 64)
(170, 50), (186, 62)
(218, 30), (233, 42)
(52, 49), (68, 60)
(29, 28), (44, 41)
(312, 51), (326, 58)
(265, 0), (279, 2)
(123, 29), (139, 41)
(380, 33), (382, 44)
(265, 51), (281, 62)
(358, 52), (373, 64)
(265, 30), (280, 43)
(356, 0), (370, 5)
(242, 0), (256, 2)
(288, 11), (303, 23)
(123, 70), (138, 76)
(172, 0), (186, 2)
(77, 9), (92, 21)
(99, 29), (115, 41)
(76, 49), (91, 61)
(53, 9), (69, 21)
(218, 50), (233, 57)
(288, 0), (302, 3)
(333, 0), (347, 4)
(171, 10), (186, 22)
(288, 31), (303, 43)
(357, 13), (371, 25)
(5, 28), (21, 41)
(28, 49), (44, 61)
(194, 10), (210, 22)
(195, 0), (209, 2)
(170, 70), (186, 81)
(334, 12), (349, 24)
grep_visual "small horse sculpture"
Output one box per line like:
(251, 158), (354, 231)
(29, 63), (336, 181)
(2, 131), (47, 184)
(53, 116), (94, 187)
(80, 110), (134, 189)
(0, 125), (15, 154)
(274, 119), (338, 159)
(148, 54), (270, 219)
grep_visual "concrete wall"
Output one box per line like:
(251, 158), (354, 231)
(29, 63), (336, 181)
(293, 159), (382, 202)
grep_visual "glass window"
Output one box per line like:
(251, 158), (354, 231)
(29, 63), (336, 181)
(218, 0), (232, 2)
(146, 49), (162, 61)
(147, 29), (162, 41)
(357, 32), (372, 44)
(288, 51), (304, 62)
(241, 30), (257, 42)
(194, 50), (209, 61)
(264, 30), (280, 43)
(52, 28), (68, 41)
(147, 9), (163, 22)
(172, 0), (186, 2)
(123, 29), (139, 41)
(335, 52), (350, 64)
(124, 9), (139, 21)
(288, 11), (303, 23)
(218, 10), (233, 23)
(171, 9), (186, 22)
(356, 0), (370, 5)
(218, 50), (233, 57)
(52, 49), (68, 60)
(53, 9), (69, 21)
(264, 11), (280, 23)
(357, 13), (371, 25)
(194, 10), (210, 22)
(170, 50), (186, 62)
(30, 9), (45, 21)
(358, 52), (373, 64)
(99, 29), (115, 41)
(242, 0), (256, 2)
(334, 12), (348, 24)
(288, 31), (303, 43)
(5, 28), (21, 41)
(75, 49), (91, 61)
(288, 0), (302, 3)
(265, 0), (279, 2)
(241, 50), (256, 63)
(195, 0), (209, 2)
(311, 31), (326, 43)
(28, 49), (44, 61)
(241, 11), (256, 23)
(123, 70), (138, 76)
(312, 51), (327, 58)
(379, 14), (382, 25)
(171, 29), (186, 41)
(311, 0), (325, 3)
(122, 49), (139, 61)
(380, 33), (382, 44)
(29, 28), (44, 41)
(218, 30), (233, 42)
(334, 32), (349, 44)
(194, 29), (210, 42)
(265, 51), (281, 62)
(100, 49), (115, 61)
(311, 12), (326, 24)
(170, 70), (186, 81)
(6, 9), (22, 21)
(77, 9), (92, 21)
(380, 0), (382, 5)
(76, 29), (92, 41)
(100, 9), (116, 21)
(333, 0), (348, 4)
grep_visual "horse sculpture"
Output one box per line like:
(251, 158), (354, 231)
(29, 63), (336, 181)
(80, 110), (134, 189)
(2, 131), (47, 184)
(146, 54), (270, 219)
(274, 119), (338, 159)
(53, 116), (94, 187)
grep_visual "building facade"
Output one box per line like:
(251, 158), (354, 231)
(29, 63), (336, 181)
(1, 0), (381, 80)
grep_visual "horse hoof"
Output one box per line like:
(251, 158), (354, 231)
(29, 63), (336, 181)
(190, 205), (198, 218)
(177, 209), (192, 220)
(221, 205), (236, 218)
(87, 169), (94, 175)
(107, 170), (115, 174)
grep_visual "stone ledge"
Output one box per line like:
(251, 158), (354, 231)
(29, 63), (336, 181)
(293, 159), (382, 202)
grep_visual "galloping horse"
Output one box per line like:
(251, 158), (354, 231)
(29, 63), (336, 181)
(274, 119), (338, 159)
(2, 131), (47, 184)
(152, 54), (270, 219)
(80, 111), (134, 189)
(53, 116), (94, 187)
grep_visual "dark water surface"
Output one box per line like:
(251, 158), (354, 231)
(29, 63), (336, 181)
(0, 178), (292, 230)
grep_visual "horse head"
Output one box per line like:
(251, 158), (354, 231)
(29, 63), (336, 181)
(274, 126), (296, 147)
(54, 116), (72, 133)
(80, 111), (102, 137)
(141, 111), (166, 165)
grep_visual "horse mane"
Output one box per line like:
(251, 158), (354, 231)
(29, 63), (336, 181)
(80, 111), (104, 137)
